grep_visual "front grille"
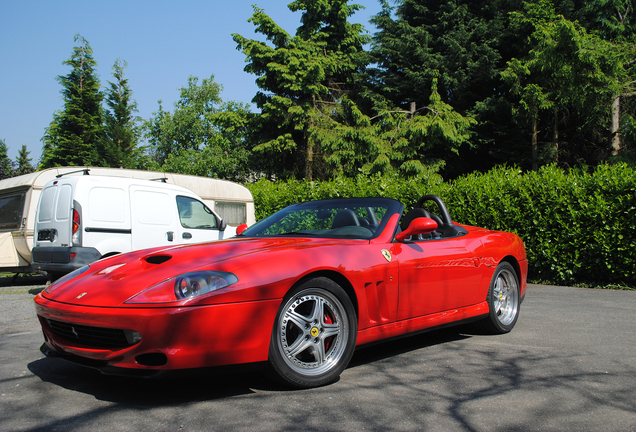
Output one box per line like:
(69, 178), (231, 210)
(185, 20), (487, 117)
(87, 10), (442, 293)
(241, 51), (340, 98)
(47, 319), (131, 349)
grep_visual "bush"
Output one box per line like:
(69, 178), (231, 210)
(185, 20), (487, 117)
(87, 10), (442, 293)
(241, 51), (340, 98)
(443, 164), (636, 285)
(247, 169), (446, 220)
(245, 164), (636, 286)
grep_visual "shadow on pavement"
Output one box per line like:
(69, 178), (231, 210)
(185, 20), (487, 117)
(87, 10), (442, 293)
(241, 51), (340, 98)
(27, 326), (471, 405)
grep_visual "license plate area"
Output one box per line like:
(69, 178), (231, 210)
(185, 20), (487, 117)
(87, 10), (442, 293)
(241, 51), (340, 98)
(38, 229), (56, 241)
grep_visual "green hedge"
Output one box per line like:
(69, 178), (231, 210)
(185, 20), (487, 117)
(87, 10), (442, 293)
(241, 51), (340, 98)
(245, 164), (636, 286)
(246, 169), (447, 220)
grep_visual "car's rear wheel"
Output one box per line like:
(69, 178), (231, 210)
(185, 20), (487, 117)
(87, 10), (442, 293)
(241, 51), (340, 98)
(480, 262), (520, 334)
(268, 277), (357, 388)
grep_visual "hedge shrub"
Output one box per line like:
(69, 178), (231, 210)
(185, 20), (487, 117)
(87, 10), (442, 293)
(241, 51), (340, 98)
(443, 164), (636, 285)
(247, 169), (446, 220)
(245, 164), (636, 286)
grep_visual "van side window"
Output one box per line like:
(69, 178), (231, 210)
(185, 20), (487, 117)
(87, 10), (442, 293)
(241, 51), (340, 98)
(176, 196), (218, 230)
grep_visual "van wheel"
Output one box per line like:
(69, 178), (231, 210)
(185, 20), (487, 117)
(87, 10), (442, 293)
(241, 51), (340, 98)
(100, 252), (120, 260)
(46, 272), (65, 283)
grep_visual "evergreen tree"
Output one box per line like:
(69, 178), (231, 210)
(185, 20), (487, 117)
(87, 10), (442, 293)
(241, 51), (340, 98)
(41, 34), (103, 168)
(0, 139), (13, 179)
(15, 145), (34, 176)
(502, 0), (630, 169)
(233, 0), (369, 180)
(367, 0), (527, 176)
(367, 0), (636, 174)
(319, 78), (475, 177)
(99, 58), (141, 168)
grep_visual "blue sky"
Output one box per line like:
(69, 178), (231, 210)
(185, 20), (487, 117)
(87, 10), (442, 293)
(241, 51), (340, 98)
(0, 0), (382, 164)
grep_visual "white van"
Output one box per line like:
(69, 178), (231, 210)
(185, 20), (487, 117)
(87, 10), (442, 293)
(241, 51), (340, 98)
(31, 173), (238, 276)
(0, 166), (254, 274)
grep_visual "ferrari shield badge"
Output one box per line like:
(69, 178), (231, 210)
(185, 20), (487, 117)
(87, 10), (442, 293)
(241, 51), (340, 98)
(381, 249), (392, 263)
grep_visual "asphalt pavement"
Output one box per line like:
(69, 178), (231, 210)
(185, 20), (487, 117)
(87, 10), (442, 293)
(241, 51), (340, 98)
(1, 281), (635, 432)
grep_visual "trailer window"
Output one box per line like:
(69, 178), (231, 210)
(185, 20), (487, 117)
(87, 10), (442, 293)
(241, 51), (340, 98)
(215, 201), (246, 225)
(0, 192), (26, 230)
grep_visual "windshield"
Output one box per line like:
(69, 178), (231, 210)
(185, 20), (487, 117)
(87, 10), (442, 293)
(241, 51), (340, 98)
(241, 198), (403, 240)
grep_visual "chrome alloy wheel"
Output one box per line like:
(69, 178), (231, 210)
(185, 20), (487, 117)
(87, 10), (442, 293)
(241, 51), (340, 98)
(492, 268), (519, 326)
(277, 289), (349, 376)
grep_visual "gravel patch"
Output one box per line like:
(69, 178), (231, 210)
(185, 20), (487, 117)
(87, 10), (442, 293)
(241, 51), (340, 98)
(0, 276), (47, 335)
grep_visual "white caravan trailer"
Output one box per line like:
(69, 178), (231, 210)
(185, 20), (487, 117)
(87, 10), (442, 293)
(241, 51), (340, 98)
(0, 167), (255, 274)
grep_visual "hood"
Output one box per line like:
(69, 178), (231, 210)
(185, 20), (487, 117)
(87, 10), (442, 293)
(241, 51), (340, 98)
(41, 236), (364, 307)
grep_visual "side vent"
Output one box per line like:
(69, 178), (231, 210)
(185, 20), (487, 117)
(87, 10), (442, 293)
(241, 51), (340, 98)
(145, 255), (172, 265)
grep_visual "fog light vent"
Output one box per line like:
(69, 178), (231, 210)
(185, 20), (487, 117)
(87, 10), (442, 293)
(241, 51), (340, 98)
(135, 353), (168, 367)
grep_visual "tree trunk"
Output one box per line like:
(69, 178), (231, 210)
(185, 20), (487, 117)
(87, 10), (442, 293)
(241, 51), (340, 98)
(611, 95), (620, 156)
(532, 114), (538, 171)
(306, 95), (316, 181)
(552, 111), (559, 165)
(306, 142), (313, 181)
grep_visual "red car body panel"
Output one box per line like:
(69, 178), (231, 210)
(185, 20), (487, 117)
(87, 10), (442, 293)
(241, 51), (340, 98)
(35, 298), (280, 369)
(34, 201), (528, 374)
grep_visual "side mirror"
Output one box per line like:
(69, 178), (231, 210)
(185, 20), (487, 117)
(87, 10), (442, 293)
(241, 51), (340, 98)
(236, 223), (248, 235)
(395, 217), (438, 242)
(219, 219), (227, 232)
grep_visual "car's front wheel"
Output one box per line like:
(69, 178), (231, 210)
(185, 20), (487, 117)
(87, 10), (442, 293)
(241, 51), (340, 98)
(480, 261), (520, 334)
(268, 277), (357, 388)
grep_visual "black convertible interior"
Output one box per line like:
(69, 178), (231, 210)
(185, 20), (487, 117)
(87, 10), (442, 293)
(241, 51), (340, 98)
(400, 195), (468, 240)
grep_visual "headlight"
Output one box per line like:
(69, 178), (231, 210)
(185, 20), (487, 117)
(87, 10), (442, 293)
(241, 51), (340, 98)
(126, 271), (238, 304)
(43, 265), (90, 294)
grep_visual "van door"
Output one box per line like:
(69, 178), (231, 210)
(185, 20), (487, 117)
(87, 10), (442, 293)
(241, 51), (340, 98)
(130, 186), (181, 250)
(36, 183), (73, 248)
(175, 195), (225, 244)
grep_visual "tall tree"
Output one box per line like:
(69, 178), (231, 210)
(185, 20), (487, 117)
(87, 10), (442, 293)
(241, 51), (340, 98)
(41, 34), (103, 168)
(233, 0), (369, 180)
(0, 139), (13, 180)
(15, 145), (34, 176)
(369, 0), (512, 113)
(98, 59), (141, 168)
(319, 78), (475, 177)
(367, 0), (529, 176)
(144, 75), (252, 181)
(502, 0), (629, 169)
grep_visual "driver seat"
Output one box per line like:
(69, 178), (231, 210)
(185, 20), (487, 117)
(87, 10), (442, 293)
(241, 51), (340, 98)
(331, 209), (360, 229)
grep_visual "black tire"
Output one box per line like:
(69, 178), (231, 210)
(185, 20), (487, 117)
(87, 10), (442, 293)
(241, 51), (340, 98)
(479, 262), (520, 334)
(268, 277), (357, 389)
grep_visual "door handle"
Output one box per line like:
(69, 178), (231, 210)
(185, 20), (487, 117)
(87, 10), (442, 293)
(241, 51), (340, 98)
(182, 232), (192, 239)
(167, 231), (174, 242)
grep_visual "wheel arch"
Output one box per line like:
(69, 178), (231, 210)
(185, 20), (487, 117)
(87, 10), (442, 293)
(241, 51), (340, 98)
(291, 270), (359, 319)
(500, 255), (522, 286)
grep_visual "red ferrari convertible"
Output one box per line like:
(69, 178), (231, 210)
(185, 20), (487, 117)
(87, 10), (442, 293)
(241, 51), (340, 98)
(35, 195), (527, 388)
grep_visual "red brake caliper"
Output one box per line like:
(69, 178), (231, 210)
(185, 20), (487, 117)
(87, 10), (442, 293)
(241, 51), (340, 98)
(324, 313), (333, 351)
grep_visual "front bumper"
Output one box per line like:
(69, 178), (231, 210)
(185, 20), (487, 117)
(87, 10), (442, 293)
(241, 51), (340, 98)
(34, 293), (280, 373)
(31, 246), (101, 274)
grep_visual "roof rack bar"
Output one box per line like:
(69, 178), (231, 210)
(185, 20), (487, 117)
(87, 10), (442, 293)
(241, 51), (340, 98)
(149, 177), (168, 183)
(56, 169), (91, 178)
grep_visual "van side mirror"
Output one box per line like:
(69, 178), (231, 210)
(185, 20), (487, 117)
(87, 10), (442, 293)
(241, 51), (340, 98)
(236, 223), (248, 235)
(395, 217), (438, 242)
(219, 219), (227, 232)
